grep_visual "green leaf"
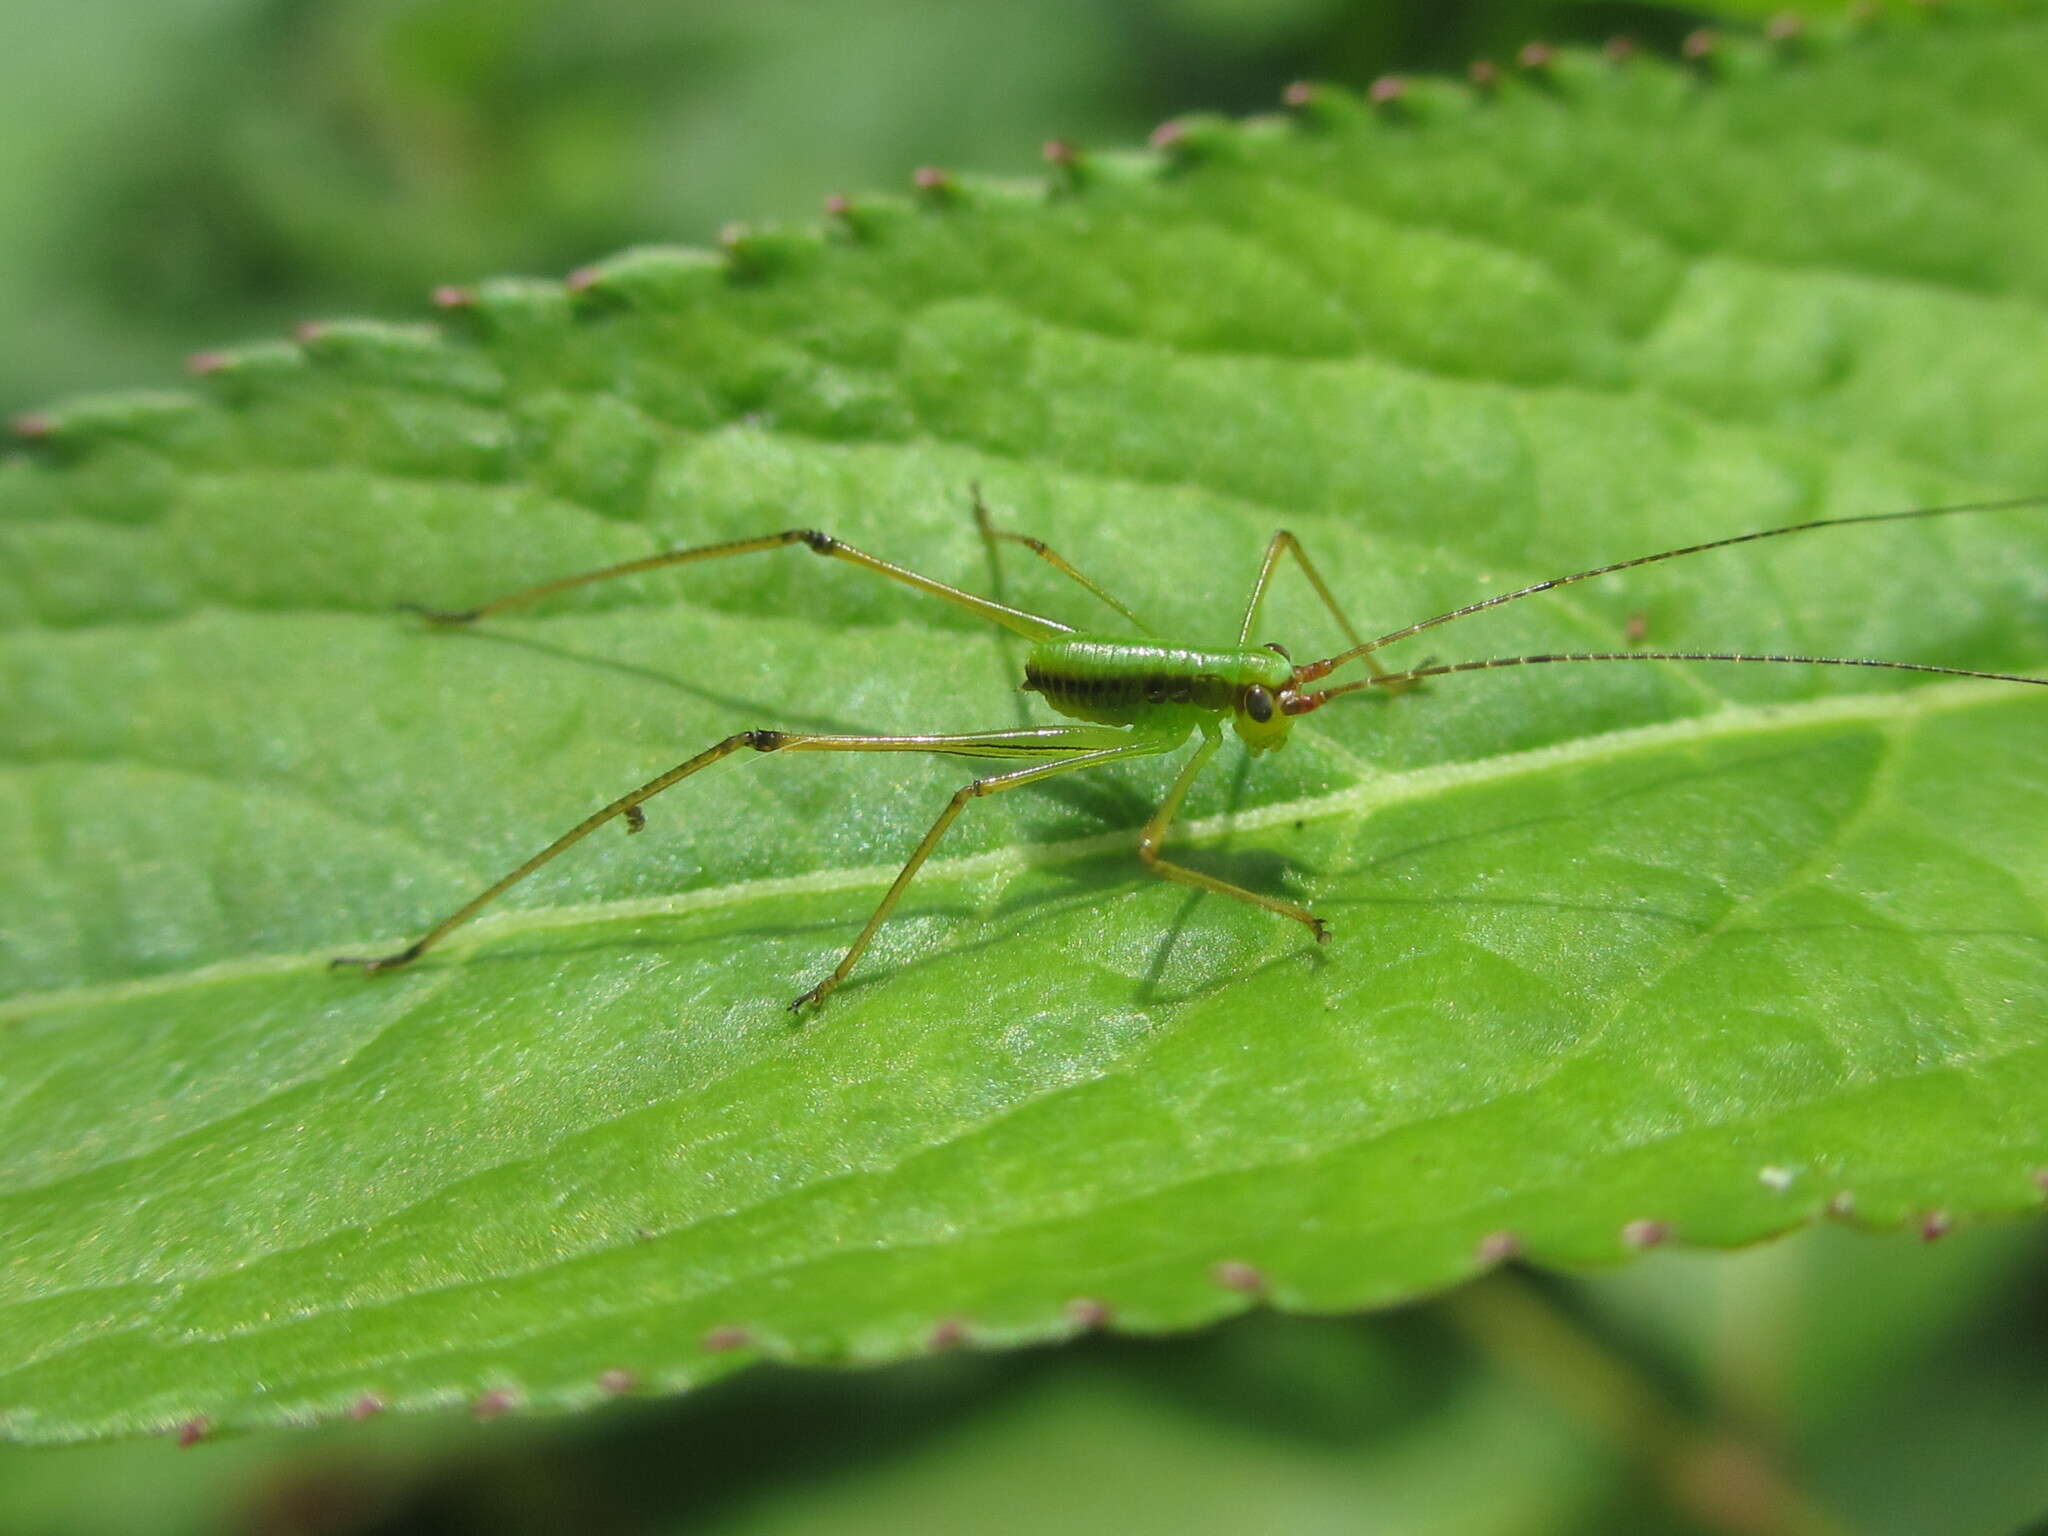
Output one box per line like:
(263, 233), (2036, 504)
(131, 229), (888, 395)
(6, 1224), (2047, 1534)
(4, 10), (2047, 1444)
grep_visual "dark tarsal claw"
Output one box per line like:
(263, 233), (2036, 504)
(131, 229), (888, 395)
(396, 602), (482, 625)
(624, 805), (647, 835)
(330, 944), (423, 975)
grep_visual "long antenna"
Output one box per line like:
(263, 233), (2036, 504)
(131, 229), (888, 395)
(1290, 650), (2048, 711)
(1294, 495), (2048, 685)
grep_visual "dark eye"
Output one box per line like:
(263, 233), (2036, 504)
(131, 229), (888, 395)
(1262, 642), (1291, 660)
(1244, 685), (1275, 723)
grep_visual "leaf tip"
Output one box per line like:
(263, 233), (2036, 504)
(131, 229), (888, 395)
(718, 222), (768, 279)
(823, 191), (894, 244)
(1211, 1259), (1266, 1294)
(717, 222), (822, 282)
(1620, 1218), (1670, 1251)
(1474, 1230), (1523, 1266)
(1147, 118), (1187, 153)
(911, 165), (958, 209)
(1281, 78), (1384, 133)
(700, 1325), (753, 1354)
(1065, 1297), (1114, 1330)
(561, 246), (726, 310)
(1146, 114), (1233, 169)
(1041, 137), (1090, 194)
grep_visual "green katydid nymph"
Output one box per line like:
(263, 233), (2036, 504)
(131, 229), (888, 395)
(334, 491), (2048, 1011)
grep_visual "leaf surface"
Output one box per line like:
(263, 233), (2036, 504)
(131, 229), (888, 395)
(3, 12), (2047, 1442)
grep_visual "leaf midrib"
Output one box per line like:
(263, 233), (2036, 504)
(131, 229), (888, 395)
(4, 677), (2031, 1026)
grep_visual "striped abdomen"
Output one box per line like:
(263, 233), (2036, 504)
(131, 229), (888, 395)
(1021, 636), (1290, 727)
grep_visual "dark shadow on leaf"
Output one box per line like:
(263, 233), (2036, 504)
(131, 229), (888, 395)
(1134, 933), (1334, 1012)
(1133, 883), (1212, 1006)
(427, 627), (876, 736)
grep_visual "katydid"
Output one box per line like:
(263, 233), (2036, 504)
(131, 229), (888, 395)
(334, 491), (2048, 1010)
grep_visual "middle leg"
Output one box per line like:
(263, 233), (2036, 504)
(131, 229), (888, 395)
(1135, 721), (1329, 940)
(1237, 530), (1404, 685)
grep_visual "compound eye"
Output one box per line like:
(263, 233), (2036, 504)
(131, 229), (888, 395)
(1244, 685), (1275, 723)
(1262, 642), (1291, 660)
